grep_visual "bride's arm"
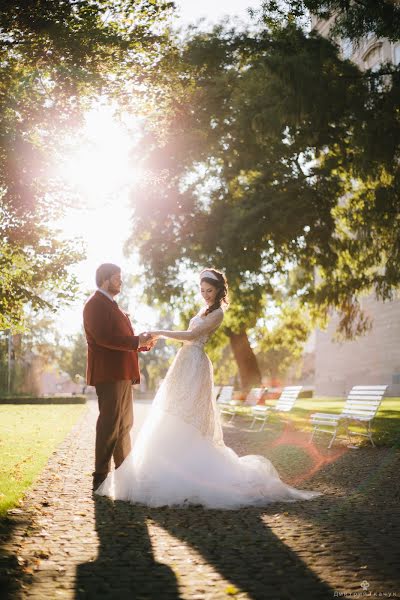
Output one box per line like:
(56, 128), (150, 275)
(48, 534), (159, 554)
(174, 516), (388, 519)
(151, 309), (223, 342)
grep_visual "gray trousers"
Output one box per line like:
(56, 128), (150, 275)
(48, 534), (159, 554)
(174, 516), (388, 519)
(94, 380), (133, 476)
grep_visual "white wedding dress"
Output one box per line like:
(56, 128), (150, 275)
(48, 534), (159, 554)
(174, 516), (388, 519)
(95, 307), (322, 509)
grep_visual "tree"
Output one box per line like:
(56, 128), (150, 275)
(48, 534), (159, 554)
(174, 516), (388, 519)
(124, 23), (351, 384)
(58, 331), (87, 382)
(127, 12), (400, 377)
(255, 303), (311, 383)
(0, 0), (174, 330)
(260, 1), (400, 42)
(0, 309), (61, 394)
(258, 1), (400, 337)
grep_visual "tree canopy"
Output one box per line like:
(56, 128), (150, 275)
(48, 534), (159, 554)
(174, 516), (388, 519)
(261, 1), (400, 42)
(0, 0), (173, 330)
(128, 16), (400, 351)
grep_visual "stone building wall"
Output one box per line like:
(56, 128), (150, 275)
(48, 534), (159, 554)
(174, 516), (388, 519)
(311, 16), (400, 396)
(315, 295), (400, 396)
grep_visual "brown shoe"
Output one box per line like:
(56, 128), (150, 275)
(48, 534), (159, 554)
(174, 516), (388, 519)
(92, 473), (107, 491)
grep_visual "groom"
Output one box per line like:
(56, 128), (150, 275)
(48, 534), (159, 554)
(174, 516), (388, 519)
(83, 263), (156, 492)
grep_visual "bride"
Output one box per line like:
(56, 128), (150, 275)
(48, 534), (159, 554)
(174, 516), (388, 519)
(95, 268), (322, 509)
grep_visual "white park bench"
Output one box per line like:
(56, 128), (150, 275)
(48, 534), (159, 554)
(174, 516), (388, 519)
(250, 386), (303, 431)
(213, 386), (222, 401)
(309, 385), (388, 448)
(221, 387), (265, 423)
(216, 386), (234, 407)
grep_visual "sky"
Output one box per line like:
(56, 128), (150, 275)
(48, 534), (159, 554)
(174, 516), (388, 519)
(176, 0), (260, 27)
(55, 0), (261, 338)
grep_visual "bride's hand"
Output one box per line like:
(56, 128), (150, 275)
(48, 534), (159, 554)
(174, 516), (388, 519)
(147, 331), (162, 339)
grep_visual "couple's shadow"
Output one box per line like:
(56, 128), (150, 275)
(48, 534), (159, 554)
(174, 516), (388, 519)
(75, 494), (334, 600)
(75, 495), (179, 599)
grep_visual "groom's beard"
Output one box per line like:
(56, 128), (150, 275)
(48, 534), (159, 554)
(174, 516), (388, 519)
(108, 283), (121, 296)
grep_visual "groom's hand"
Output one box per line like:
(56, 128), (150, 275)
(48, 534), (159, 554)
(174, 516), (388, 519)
(145, 337), (157, 348)
(145, 340), (157, 350)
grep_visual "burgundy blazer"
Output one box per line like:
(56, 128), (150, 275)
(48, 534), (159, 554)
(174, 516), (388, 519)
(83, 291), (141, 386)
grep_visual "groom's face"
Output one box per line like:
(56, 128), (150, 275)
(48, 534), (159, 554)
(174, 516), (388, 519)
(107, 270), (122, 296)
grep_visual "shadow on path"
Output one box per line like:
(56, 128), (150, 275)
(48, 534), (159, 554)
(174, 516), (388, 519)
(148, 503), (334, 600)
(0, 512), (30, 599)
(75, 496), (181, 600)
(279, 445), (400, 590)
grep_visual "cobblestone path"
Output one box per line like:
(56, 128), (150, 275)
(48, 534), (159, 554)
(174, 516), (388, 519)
(1, 399), (399, 600)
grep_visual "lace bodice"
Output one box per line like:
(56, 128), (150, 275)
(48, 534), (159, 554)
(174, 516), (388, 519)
(185, 308), (224, 348)
(157, 307), (224, 348)
(152, 307), (225, 443)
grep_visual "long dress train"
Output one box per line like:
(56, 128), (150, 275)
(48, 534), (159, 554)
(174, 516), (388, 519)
(95, 307), (323, 509)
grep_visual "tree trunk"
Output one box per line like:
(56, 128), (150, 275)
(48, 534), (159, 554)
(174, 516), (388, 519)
(228, 330), (262, 391)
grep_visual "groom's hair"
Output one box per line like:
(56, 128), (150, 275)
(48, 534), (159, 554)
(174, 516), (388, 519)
(96, 263), (121, 287)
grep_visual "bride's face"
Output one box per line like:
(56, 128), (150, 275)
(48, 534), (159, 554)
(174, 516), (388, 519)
(200, 281), (218, 306)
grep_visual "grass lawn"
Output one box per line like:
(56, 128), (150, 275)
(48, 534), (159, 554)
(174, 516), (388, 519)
(0, 404), (87, 518)
(228, 397), (400, 448)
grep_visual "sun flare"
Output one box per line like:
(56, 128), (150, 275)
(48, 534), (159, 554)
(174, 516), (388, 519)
(52, 103), (145, 329)
(56, 104), (143, 207)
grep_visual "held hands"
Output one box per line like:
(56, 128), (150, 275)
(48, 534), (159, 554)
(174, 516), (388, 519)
(138, 332), (158, 350)
(146, 331), (162, 342)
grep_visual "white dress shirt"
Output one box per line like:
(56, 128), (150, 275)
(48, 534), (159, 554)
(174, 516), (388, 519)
(97, 288), (115, 303)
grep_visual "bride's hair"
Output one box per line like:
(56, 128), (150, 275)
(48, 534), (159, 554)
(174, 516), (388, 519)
(200, 268), (229, 316)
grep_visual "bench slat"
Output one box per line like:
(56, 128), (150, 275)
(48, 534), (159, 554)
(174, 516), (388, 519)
(281, 386), (302, 390)
(348, 393), (385, 399)
(345, 410), (381, 415)
(276, 398), (297, 403)
(311, 412), (339, 420)
(350, 386), (387, 390)
(344, 402), (381, 409)
(340, 414), (372, 421)
(345, 406), (381, 411)
(345, 398), (382, 403)
(344, 408), (380, 414)
(312, 419), (340, 426)
(349, 396), (385, 400)
(341, 406), (378, 415)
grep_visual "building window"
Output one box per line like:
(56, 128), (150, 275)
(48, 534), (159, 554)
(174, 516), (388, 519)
(363, 44), (382, 70)
(341, 38), (353, 60)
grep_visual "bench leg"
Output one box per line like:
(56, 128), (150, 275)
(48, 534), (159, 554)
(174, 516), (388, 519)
(367, 421), (375, 447)
(309, 426), (319, 444)
(345, 422), (353, 446)
(328, 427), (338, 449)
(250, 417), (257, 429)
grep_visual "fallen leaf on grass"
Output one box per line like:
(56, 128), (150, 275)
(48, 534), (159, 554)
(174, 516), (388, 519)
(225, 585), (239, 596)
